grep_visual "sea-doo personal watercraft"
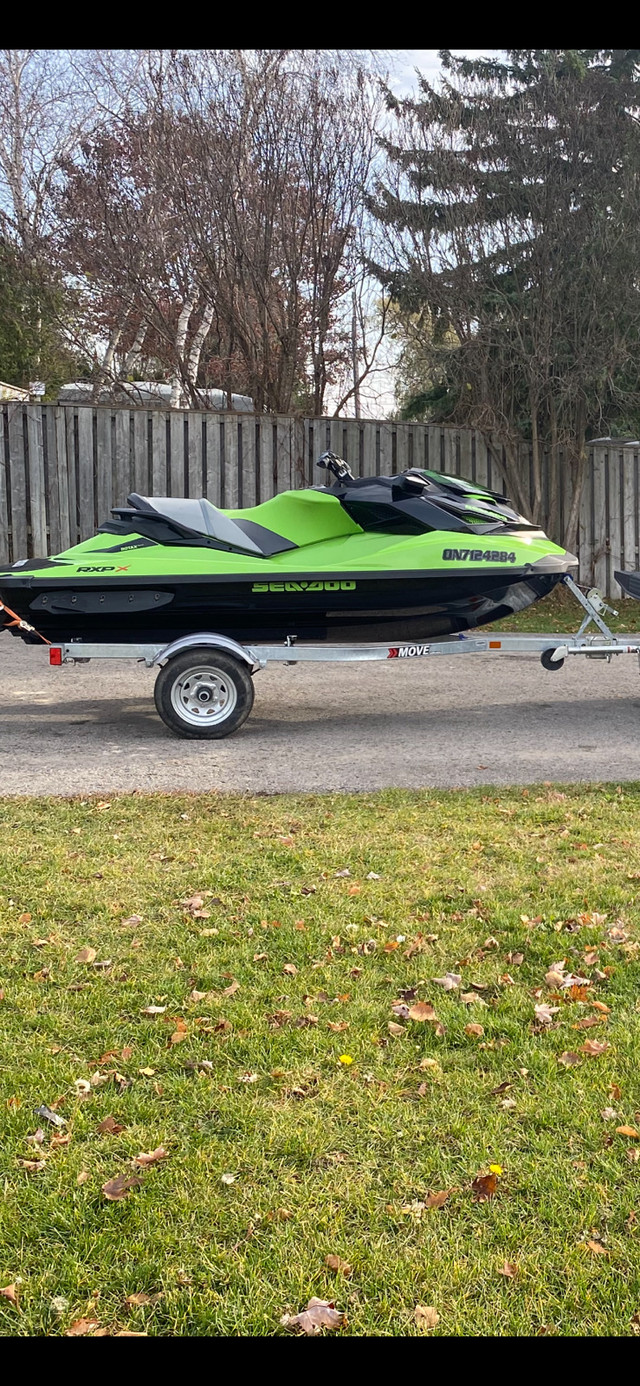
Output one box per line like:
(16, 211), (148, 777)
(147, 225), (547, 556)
(1, 452), (578, 646)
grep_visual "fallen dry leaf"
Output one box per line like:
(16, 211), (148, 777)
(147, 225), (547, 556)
(497, 1261), (518, 1278)
(592, 1001), (611, 1014)
(388, 1021), (405, 1036)
(125, 1291), (163, 1307)
(0, 1283), (19, 1306)
(580, 1039), (610, 1057)
(432, 972), (461, 991)
(18, 1158), (46, 1172)
(222, 980), (240, 997)
(77, 1170), (89, 1185)
(425, 1190), (451, 1209)
(558, 1051), (583, 1067)
(102, 1174), (143, 1200)
(281, 1298), (345, 1335)
(66, 1317), (99, 1336)
(407, 1002), (437, 1022)
(414, 1304), (439, 1331)
(169, 1019), (188, 1045)
(535, 1003), (560, 1026)
(471, 1172), (498, 1201)
(616, 1126), (640, 1139)
(97, 1116), (125, 1135)
(75, 946), (97, 964)
(327, 1021), (349, 1032)
(465, 1023), (484, 1037)
(221, 1172), (235, 1185)
(461, 992), (487, 1006)
(141, 1005), (166, 1016)
(325, 1254), (352, 1276)
(419, 1057), (441, 1071)
(134, 1146), (168, 1167)
(586, 1239), (609, 1256)
(283, 964), (297, 976)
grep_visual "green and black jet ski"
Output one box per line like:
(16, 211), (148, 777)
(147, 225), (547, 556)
(1, 451), (578, 646)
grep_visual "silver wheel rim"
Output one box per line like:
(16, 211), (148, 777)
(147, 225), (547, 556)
(170, 665), (238, 727)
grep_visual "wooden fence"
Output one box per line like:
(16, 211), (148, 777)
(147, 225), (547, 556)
(1, 402), (639, 597)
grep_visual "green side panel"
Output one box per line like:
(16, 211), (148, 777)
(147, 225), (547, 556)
(226, 490), (361, 545)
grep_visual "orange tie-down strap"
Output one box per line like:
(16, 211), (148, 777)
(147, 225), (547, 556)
(0, 599), (51, 645)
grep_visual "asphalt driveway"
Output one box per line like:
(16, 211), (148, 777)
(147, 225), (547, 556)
(2, 639), (640, 795)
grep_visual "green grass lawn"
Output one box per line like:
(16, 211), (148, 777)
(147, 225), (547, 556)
(1, 787), (640, 1337)
(493, 586), (640, 634)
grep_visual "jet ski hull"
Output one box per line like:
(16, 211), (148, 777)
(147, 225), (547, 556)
(3, 567), (567, 645)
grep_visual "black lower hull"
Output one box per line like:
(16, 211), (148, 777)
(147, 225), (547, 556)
(615, 569), (640, 600)
(2, 569), (567, 646)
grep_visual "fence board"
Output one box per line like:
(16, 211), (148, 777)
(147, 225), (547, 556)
(622, 451), (637, 574)
(0, 410), (10, 563)
(240, 416), (256, 508)
(96, 409), (113, 527)
(395, 425), (410, 475)
(204, 414), (222, 506)
(133, 411), (149, 497)
(76, 407), (95, 540)
(344, 421), (361, 476)
(26, 405), (47, 555)
(257, 418), (275, 503)
(224, 414), (239, 508)
(188, 411), (204, 499)
(65, 408), (78, 546)
(151, 411), (167, 496)
(362, 420), (377, 475)
(608, 449), (622, 586)
(276, 417), (291, 494)
(578, 450), (593, 585)
(55, 408), (71, 551)
(592, 449), (608, 592)
(169, 412), (184, 498)
(8, 405), (28, 558)
(379, 423), (393, 474)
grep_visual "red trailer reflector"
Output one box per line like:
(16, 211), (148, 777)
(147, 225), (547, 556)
(49, 647), (63, 666)
(489, 640), (501, 649)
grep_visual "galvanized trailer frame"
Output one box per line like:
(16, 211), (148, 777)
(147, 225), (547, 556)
(44, 576), (640, 738)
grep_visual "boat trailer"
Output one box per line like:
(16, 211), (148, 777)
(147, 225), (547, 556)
(43, 576), (640, 740)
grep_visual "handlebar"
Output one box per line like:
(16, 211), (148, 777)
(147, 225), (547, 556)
(317, 451), (355, 482)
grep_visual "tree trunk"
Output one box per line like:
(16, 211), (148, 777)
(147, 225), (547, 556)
(186, 301), (215, 398)
(94, 324), (123, 398)
(170, 296), (196, 409)
(124, 320), (147, 376)
(546, 394), (560, 543)
(530, 394), (543, 524)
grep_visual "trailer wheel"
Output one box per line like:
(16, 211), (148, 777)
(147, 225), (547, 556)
(154, 649), (254, 739)
(540, 648), (565, 672)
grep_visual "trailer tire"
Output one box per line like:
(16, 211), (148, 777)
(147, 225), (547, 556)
(154, 649), (254, 739)
(540, 648), (564, 672)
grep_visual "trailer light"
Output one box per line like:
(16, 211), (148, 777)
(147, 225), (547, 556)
(49, 647), (63, 665)
(489, 640), (501, 648)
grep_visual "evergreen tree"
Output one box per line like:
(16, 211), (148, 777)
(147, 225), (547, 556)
(373, 50), (640, 545)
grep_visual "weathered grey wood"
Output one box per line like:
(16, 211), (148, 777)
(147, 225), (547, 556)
(458, 429), (473, 483)
(328, 418), (343, 461)
(579, 449), (594, 585)
(291, 419), (306, 491)
(362, 420), (377, 475)
(224, 413), (239, 508)
(113, 409), (129, 507)
(76, 407), (95, 539)
(240, 416), (256, 507)
(0, 410), (10, 563)
(623, 450), (637, 573)
(608, 448), (622, 584)
(257, 418), (275, 503)
(151, 411), (167, 495)
(204, 414), (222, 506)
(55, 407), (71, 551)
(379, 423), (393, 474)
(96, 409), (113, 525)
(133, 411), (149, 496)
(395, 425), (410, 475)
(169, 412), (185, 497)
(303, 418), (314, 484)
(344, 420), (361, 476)
(65, 407), (78, 546)
(44, 407), (61, 552)
(8, 404), (28, 558)
(474, 433), (489, 488)
(187, 411), (204, 498)
(275, 417), (291, 495)
(592, 448), (608, 592)
(26, 405), (47, 554)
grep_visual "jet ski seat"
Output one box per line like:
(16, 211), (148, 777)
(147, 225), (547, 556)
(123, 494), (298, 557)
